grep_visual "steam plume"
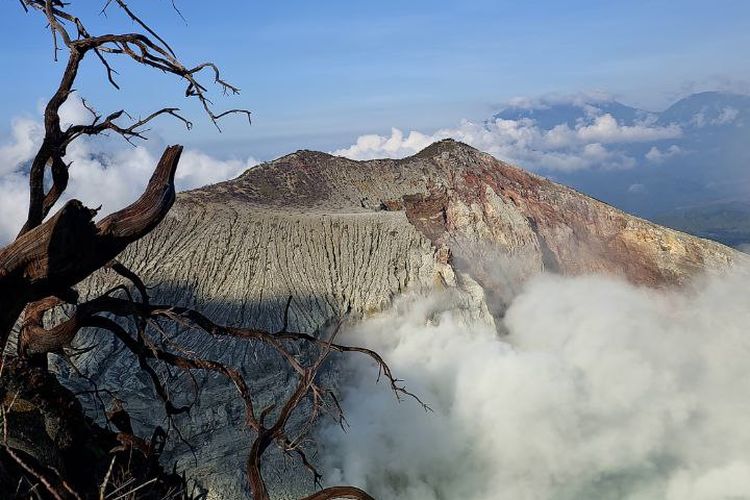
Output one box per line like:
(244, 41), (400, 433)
(321, 270), (750, 500)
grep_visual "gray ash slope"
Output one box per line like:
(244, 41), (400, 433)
(60, 140), (746, 499)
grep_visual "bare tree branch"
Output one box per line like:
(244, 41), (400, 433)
(0, 145), (183, 347)
(1, 4), (413, 499)
(15, 273), (424, 498)
(16, 0), (250, 235)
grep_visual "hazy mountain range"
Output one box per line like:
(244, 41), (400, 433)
(495, 91), (750, 247)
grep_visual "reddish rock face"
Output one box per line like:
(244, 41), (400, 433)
(188, 139), (743, 289)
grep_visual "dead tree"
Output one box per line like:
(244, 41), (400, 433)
(0, 2), (423, 498)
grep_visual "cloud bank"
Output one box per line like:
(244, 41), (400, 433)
(691, 106), (740, 128)
(321, 269), (750, 500)
(0, 95), (258, 244)
(333, 98), (682, 172)
(645, 145), (683, 164)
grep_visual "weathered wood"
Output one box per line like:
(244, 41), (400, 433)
(0, 145), (182, 347)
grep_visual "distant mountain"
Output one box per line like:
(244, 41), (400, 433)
(492, 92), (750, 247)
(495, 99), (645, 129)
(653, 201), (750, 249)
(657, 91), (750, 126)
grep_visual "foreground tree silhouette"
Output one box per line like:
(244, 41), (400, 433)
(0, 2), (424, 498)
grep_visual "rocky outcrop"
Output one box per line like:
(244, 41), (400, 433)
(59, 140), (746, 498)
(185, 139), (741, 285)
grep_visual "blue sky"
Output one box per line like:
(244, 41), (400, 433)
(1, 0), (749, 159)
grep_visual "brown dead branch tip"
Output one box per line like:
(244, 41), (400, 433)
(0, 2), (420, 499)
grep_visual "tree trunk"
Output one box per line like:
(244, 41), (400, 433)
(0, 145), (183, 346)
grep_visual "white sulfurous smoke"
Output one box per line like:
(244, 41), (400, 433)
(320, 269), (750, 500)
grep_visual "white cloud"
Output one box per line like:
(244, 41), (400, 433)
(691, 106), (740, 128)
(715, 106), (740, 125)
(691, 113), (707, 128)
(0, 171), (31, 242)
(0, 117), (43, 175)
(334, 128), (434, 161)
(646, 144), (683, 163)
(574, 114), (681, 144)
(333, 110), (681, 172)
(0, 94), (258, 244)
(321, 269), (750, 500)
(504, 90), (615, 110)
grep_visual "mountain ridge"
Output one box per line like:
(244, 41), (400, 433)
(181, 138), (741, 285)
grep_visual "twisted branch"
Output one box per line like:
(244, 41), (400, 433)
(17, 267), (426, 499)
(16, 0), (250, 236)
